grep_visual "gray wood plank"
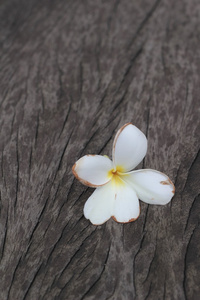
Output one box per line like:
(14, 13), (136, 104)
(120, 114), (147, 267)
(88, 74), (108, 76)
(0, 0), (200, 299)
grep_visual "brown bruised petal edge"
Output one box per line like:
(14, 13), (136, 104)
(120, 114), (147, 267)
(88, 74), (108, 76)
(72, 162), (110, 188)
(160, 177), (175, 194)
(111, 206), (141, 224)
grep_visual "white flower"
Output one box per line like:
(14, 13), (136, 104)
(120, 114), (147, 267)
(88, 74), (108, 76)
(72, 123), (175, 225)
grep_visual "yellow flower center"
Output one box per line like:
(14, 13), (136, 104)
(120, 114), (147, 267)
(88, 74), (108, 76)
(108, 166), (125, 186)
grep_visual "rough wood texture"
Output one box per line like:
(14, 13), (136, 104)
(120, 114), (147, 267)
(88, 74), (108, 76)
(0, 0), (200, 299)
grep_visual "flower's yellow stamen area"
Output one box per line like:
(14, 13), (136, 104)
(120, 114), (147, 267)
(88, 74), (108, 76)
(107, 166), (126, 186)
(107, 168), (114, 179)
(115, 165), (124, 173)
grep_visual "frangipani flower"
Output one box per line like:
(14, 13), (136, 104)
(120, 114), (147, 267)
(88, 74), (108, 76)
(72, 123), (175, 225)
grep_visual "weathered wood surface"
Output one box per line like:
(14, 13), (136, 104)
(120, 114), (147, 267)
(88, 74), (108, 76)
(0, 0), (200, 299)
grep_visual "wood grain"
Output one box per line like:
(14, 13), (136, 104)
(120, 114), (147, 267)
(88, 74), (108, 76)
(0, 0), (200, 299)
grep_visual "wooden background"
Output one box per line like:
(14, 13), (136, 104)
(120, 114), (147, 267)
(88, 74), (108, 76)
(0, 0), (200, 299)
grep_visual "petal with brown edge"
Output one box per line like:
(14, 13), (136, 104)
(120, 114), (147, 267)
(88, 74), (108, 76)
(112, 123), (147, 172)
(84, 181), (115, 225)
(123, 169), (175, 205)
(112, 180), (140, 223)
(72, 155), (114, 187)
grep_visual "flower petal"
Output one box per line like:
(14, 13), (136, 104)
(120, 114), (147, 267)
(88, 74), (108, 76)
(112, 123), (147, 172)
(112, 180), (140, 223)
(84, 181), (115, 225)
(123, 169), (175, 205)
(72, 155), (113, 187)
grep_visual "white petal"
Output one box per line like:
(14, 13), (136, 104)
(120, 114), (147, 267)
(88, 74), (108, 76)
(84, 181), (115, 225)
(112, 180), (140, 223)
(72, 155), (113, 187)
(123, 169), (175, 205)
(112, 123), (147, 172)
